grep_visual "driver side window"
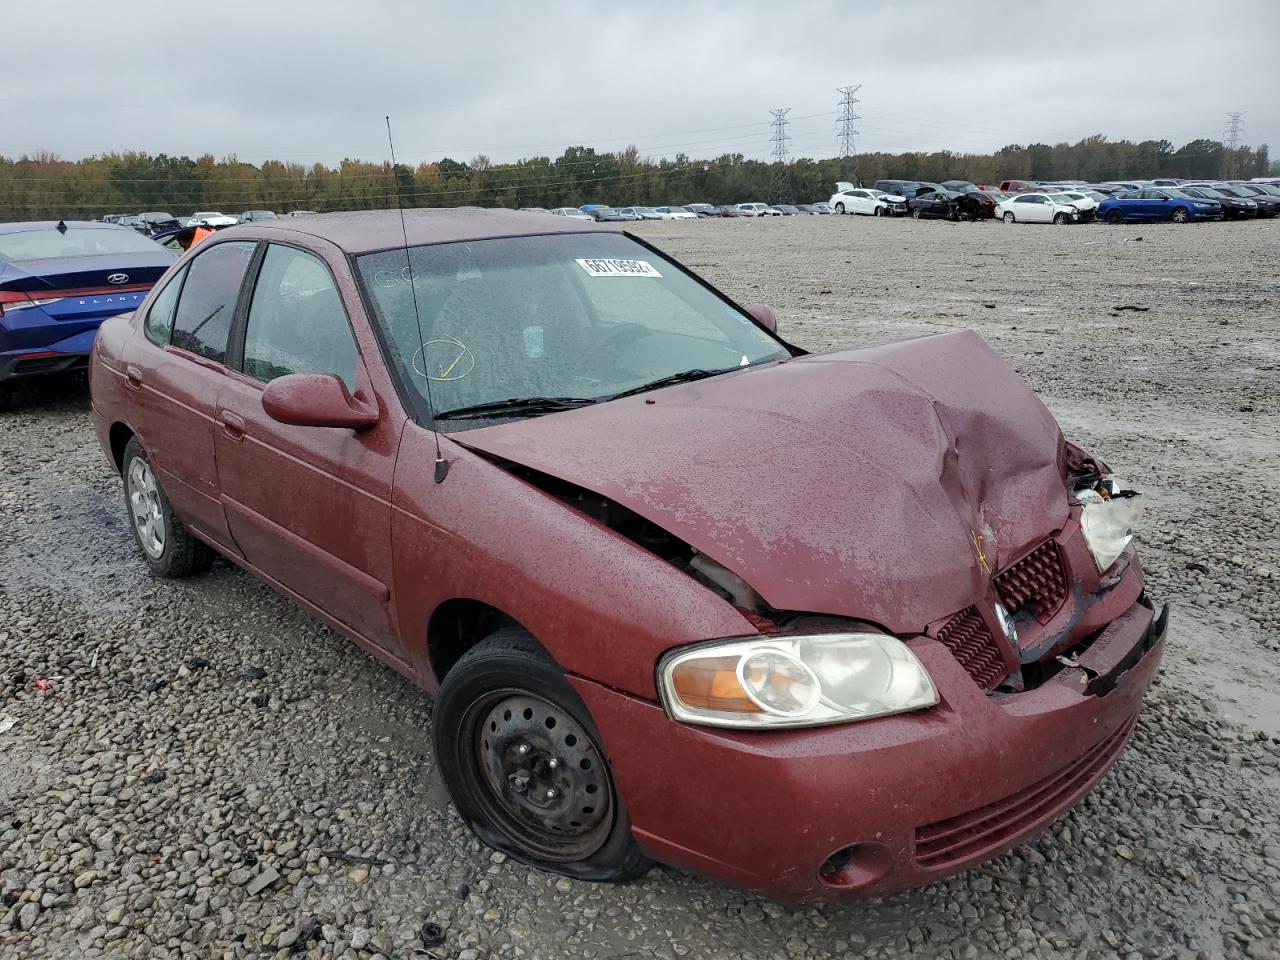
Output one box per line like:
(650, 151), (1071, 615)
(241, 244), (360, 392)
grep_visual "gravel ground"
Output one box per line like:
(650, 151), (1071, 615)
(1, 214), (1278, 960)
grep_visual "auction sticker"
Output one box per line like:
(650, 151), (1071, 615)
(576, 258), (662, 278)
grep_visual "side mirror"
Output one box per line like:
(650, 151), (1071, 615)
(261, 373), (379, 431)
(744, 303), (778, 333)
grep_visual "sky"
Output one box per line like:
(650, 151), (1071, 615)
(4, 0), (1277, 168)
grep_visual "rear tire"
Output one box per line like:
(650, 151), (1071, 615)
(433, 628), (651, 882)
(121, 438), (215, 578)
(1171, 206), (1190, 224)
(1003, 211), (1015, 224)
(1106, 210), (1123, 224)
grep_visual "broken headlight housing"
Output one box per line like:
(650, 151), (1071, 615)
(1077, 478), (1143, 573)
(658, 633), (938, 730)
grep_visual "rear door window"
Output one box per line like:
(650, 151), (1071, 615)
(144, 265), (188, 345)
(171, 241), (256, 363)
(241, 244), (359, 392)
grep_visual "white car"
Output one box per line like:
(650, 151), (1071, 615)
(548, 208), (595, 221)
(651, 206), (699, 221)
(829, 182), (906, 216)
(733, 203), (769, 217)
(186, 211), (238, 227)
(996, 193), (1082, 224)
(1051, 191), (1103, 219)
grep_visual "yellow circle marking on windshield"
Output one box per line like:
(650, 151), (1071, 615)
(412, 338), (475, 381)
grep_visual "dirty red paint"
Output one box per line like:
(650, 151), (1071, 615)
(89, 210), (1167, 900)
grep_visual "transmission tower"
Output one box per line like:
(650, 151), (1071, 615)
(767, 107), (792, 204)
(837, 84), (862, 181)
(1223, 111), (1246, 178)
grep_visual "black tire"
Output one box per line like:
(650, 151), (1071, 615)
(834, 202), (845, 215)
(0, 383), (10, 412)
(1171, 206), (1190, 224)
(873, 206), (883, 217)
(1003, 211), (1015, 224)
(121, 437), (215, 578)
(1053, 212), (1069, 225)
(433, 628), (651, 882)
(1106, 210), (1123, 224)
(911, 208), (922, 220)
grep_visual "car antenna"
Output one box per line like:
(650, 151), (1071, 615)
(386, 115), (448, 484)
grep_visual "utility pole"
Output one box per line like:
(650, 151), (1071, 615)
(767, 107), (792, 205)
(1223, 111), (1246, 178)
(837, 84), (862, 183)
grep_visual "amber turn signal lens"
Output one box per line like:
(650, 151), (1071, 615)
(670, 655), (763, 713)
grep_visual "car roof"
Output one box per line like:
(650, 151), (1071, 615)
(0, 220), (128, 235)
(206, 207), (608, 253)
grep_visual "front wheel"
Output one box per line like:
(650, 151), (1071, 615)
(122, 438), (214, 578)
(873, 206), (883, 217)
(911, 208), (922, 220)
(1053, 212), (1069, 225)
(1106, 210), (1123, 224)
(433, 629), (651, 882)
(835, 202), (846, 215)
(1003, 211), (1015, 224)
(1171, 206), (1190, 224)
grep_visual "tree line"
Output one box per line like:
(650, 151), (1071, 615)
(0, 135), (1272, 221)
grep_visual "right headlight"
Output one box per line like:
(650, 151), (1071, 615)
(1077, 478), (1144, 572)
(658, 633), (938, 730)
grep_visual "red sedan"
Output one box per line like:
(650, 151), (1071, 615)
(89, 209), (1167, 900)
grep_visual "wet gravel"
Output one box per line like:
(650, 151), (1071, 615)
(2, 214), (1279, 959)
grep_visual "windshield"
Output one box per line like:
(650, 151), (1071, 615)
(0, 226), (166, 262)
(1212, 186), (1245, 197)
(357, 232), (789, 423)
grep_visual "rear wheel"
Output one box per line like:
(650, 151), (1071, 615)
(1003, 211), (1015, 224)
(1106, 210), (1123, 224)
(122, 438), (215, 578)
(1171, 206), (1190, 224)
(433, 628), (650, 882)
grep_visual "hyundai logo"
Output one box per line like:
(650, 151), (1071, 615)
(107, 273), (129, 284)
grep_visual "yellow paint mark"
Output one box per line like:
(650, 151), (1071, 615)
(972, 531), (992, 576)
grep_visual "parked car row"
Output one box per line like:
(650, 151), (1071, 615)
(828, 175), (1280, 226)
(101, 209), (315, 236)
(534, 202), (838, 222)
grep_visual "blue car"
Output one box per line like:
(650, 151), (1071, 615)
(0, 221), (175, 400)
(1096, 189), (1222, 225)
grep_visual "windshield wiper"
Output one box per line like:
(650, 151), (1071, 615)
(433, 396), (600, 420)
(608, 367), (738, 401)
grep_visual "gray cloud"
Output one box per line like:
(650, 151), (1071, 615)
(4, 0), (1276, 166)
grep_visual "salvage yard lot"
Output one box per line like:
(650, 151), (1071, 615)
(2, 215), (1278, 959)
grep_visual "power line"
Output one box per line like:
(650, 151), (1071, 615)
(836, 84), (861, 181)
(767, 107), (791, 205)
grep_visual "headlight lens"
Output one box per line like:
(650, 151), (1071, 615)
(658, 633), (938, 729)
(1077, 479), (1143, 572)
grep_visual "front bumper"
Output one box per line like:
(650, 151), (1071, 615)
(572, 597), (1167, 901)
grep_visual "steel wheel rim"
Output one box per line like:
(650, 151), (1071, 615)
(463, 689), (615, 861)
(127, 458), (165, 559)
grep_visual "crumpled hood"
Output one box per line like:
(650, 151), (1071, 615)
(455, 330), (1070, 633)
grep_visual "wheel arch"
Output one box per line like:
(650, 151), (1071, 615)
(108, 422), (136, 474)
(427, 597), (528, 684)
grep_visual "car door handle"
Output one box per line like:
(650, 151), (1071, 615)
(220, 410), (245, 441)
(125, 365), (143, 389)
